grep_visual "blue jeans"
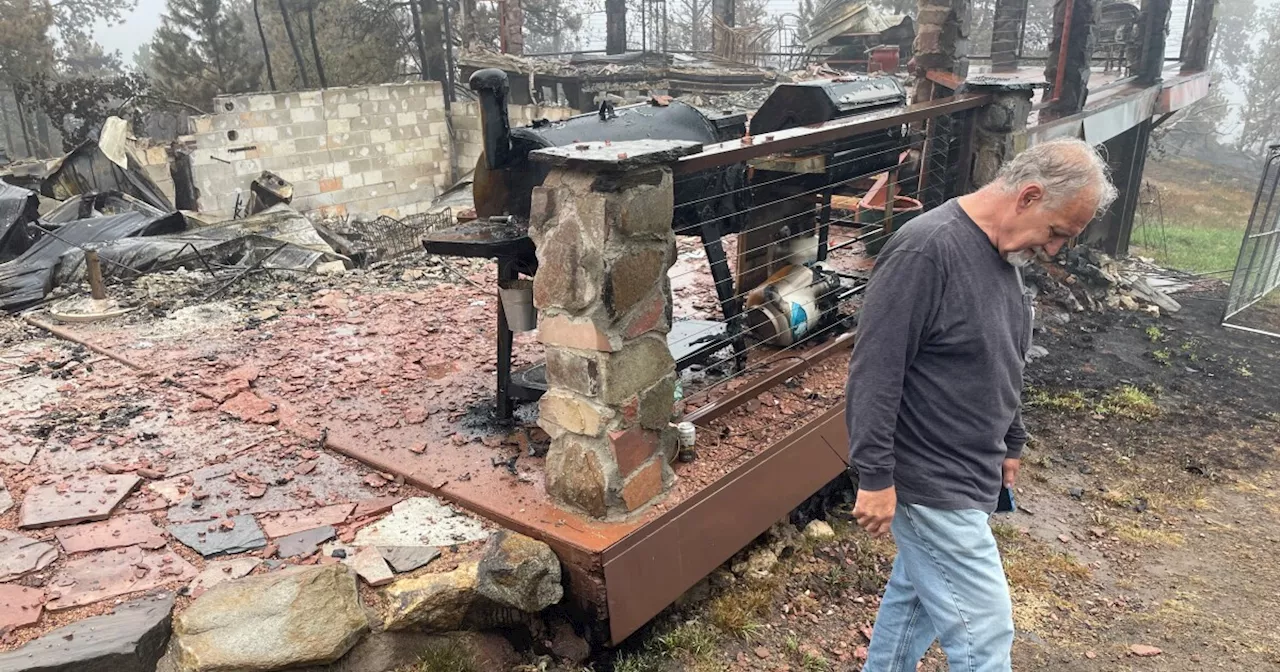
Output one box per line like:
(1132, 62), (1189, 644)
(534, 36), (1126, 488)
(864, 503), (1014, 672)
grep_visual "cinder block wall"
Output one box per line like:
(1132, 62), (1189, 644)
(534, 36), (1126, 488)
(130, 142), (177, 206)
(452, 102), (576, 175)
(188, 84), (573, 221)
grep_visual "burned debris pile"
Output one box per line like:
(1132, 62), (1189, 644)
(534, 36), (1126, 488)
(1025, 246), (1188, 319)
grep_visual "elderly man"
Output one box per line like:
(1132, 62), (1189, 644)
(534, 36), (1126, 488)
(846, 139), (1117, 671)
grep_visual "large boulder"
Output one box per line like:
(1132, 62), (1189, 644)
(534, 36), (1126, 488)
(475, 531), (563, 613)
(0, 592), (173, 672)
(171, 564), (368, 672)
(380, 562), (479, 632)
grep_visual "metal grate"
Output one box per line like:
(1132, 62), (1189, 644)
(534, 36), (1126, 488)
(1223, 144), (1280, 337)
(331, 209), (454, 262)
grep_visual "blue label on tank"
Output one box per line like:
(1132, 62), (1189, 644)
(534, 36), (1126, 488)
(790, 302), (808, 338)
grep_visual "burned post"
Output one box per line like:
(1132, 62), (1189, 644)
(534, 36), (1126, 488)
(1129, 0), (1172, 85)
(1041, 0), (1100, 121)
(989, 0), (1027, 72)
(527, 140), (699, 519)
(1180, 0), (1215, 73)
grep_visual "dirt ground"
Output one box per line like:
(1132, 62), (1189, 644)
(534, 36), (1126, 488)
(592, 283), (1280, 672)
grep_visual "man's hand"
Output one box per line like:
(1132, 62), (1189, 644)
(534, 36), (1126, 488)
(1002, 458), (1021, 487)
(853, 486), (897, 537)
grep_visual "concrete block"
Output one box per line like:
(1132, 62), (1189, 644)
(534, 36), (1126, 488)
(294, 136), (323, 154)
(290, 107), (318, 123)
(300, 120), (328, 137)
(294, 179), (322, 197)
(248, 94), (276, 111)
(368, 86), (391, 101)
(331, 161), (351, 177)
(327, 118), (351, 134)
(397, 112), (417, 127)
(277, 167), (306, 183)
(348, 159), (373, 175)
(362, 169), (383, 185)
(255, 126), (279, 143)
(299, 91), (322, 107)
(343, 172), (365, 188)
(234, 158), (263, 177)
(388, 151), (415, 167)
(370, 128), (392, 144)
(339, 103), (361, 119)
(191, 116), (214, 134)
(302, 165), (329, 181)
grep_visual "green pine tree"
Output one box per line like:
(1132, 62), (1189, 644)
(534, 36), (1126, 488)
(151, 0), (263, 109)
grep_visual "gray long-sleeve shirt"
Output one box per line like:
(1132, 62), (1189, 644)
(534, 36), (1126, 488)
(846, 199), (1030, 512)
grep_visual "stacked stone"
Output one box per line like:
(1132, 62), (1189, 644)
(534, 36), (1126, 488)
(969, 83), (1035, 190)
(526, 141), (700, 519)
(912, 0), (972, 102)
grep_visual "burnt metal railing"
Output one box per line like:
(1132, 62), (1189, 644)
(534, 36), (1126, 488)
(666, 92), (987, 401)
(1223, 143), (1280, 338)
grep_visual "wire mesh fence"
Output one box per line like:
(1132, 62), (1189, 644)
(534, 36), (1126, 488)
(665, 96), (983, 397)
(327, 209), (454, 264)
(1223, 144), (1280, 337)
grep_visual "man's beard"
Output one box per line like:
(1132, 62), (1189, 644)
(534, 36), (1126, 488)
(1004, 249), (1037, 267)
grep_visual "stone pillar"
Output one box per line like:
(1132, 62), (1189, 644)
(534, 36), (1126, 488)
(527, 140), (700, 519)
(989, 0), (1027, 72)
(967, 83), (1036, 191)
(912, 0), (972, 103)
(1042, 0), (1101, 122)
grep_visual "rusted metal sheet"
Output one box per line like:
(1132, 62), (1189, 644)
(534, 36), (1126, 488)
(1157, 70), (1211, 113)
(674, 94), (990, 174)
(602, 404), (850, 644)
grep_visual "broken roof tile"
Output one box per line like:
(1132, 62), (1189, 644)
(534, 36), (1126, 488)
(45, 546), (196, 611)
(0, 531), (59, 582)
(258, 503), (355, 538)
(276, 525), (336, 558)
(19, 474), (141, 529)
(55, 513), (165, 554)
(168, 515), (267, 557)
(0, 585), (45, 631)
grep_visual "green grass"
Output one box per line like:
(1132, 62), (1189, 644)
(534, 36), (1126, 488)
(396, 639), (479, 672)
(1132, 219), (1245, 274)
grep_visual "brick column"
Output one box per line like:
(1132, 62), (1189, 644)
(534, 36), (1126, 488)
(967, 82), (1036, 190)
(527, 140), (701, 519)
(912, 0), (972, 103)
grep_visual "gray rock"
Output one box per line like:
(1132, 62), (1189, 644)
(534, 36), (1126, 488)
(0, 478), (11, 516)
(530, 139), (703, 170)
(378, 546), (441, 573)
(171, 565), (368, 672)
(168, 515), (267, 557)
(1026, 344), (1050, 361)
(803, 520), (836, 541)
(0, 530), (58, 582)
(475, 531), (563, 613)
(0, 592), (174, 672)
(277, 525), (336, 558)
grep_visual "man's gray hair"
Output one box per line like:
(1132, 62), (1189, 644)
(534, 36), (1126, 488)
(995, 139), (1119, 216)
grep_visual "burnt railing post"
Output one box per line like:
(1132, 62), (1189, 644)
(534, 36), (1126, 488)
(528, 140), (700, 519)
(1042, 0), (1101, 122)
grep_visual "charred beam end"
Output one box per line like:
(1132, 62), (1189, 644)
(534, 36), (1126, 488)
(470, 68), (514, 171)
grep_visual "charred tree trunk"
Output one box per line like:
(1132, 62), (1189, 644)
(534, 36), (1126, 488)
(14, 91), (33, 158)
(500, 0), (524, 55)
(409, 0), (432, 80)
(421, 0), (447, 81)
(254, 0), (278, 89)
(277, 0), (313, 88)
(606, 0), (626, 54)
(306, 0), (328, 88)
(0, 92), (15, 155)
(1180, 0), (1214, 72)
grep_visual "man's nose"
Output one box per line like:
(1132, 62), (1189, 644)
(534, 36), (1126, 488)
(1044, 240), (1065, 256)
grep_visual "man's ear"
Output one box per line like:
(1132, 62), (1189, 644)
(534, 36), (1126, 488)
(1017, 184), (1044, 212)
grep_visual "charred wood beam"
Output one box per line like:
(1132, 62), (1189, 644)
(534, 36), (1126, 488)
(1042, 0), (1100, 121)
(1180, 0), (1215, 72)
